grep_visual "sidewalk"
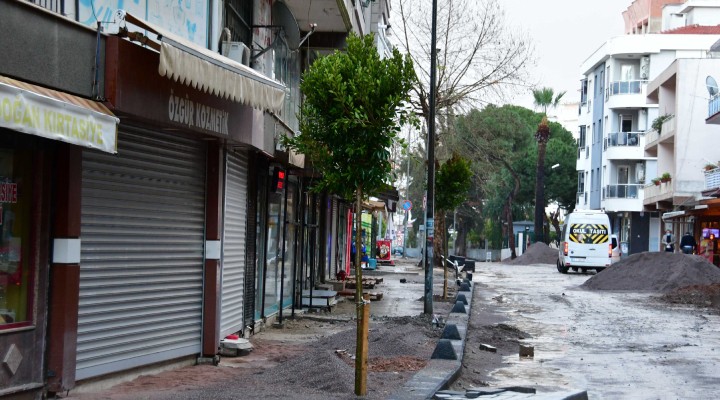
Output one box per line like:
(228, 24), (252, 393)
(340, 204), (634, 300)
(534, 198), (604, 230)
(61, 257), (463, 399)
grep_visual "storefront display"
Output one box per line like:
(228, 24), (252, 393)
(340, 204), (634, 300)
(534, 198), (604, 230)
(0, 142), (33, 329)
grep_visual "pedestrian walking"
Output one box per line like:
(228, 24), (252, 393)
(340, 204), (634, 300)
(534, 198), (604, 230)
(680, 232), (697, 254)
(662, 229), (675, 252)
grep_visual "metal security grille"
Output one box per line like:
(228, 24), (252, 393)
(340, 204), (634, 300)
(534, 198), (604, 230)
(77, 127), (207, 380)
(220, 150), (249, 336)
(569, 224), (609, 244)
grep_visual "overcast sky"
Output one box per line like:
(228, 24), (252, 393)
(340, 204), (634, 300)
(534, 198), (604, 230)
(501, 0), (632, 109)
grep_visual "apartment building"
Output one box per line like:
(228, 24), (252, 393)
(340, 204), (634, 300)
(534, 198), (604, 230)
(576, 2), (720, 255)
(645, 57), (720, 259)
(0, 0), (392, 397)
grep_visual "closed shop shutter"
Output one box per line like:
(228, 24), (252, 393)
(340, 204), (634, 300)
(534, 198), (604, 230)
(220, 150), (248, 336)
(77, 127), (206, 380)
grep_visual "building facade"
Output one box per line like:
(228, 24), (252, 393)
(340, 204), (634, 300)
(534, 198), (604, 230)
(0, 0), (393, 397)
(577, 4), (720, 255)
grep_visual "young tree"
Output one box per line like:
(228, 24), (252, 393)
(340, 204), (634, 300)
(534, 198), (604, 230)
(531, 87), (565, 243)
(435, 154), (472, 298)
(283, 33), (416, 396)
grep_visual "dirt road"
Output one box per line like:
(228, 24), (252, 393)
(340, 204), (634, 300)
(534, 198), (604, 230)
(454, 262), (720, 398)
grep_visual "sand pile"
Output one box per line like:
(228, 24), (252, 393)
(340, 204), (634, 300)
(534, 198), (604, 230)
(502, 242), (558, 265)
(582, 252), (720, 292)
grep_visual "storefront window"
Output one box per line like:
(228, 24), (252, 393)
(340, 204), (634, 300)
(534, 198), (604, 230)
(0, 141), (34, 329)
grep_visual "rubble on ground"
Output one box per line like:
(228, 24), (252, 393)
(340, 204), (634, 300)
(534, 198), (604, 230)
(582, 252), (720, 292)
(502, 242), (558, 265)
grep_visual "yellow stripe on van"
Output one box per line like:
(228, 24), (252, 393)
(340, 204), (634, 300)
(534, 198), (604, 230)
(569, 224), (609, 244)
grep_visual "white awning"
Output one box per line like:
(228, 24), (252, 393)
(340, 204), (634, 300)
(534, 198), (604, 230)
(0, 75), (118, 154)
(121, 12), (285, 114)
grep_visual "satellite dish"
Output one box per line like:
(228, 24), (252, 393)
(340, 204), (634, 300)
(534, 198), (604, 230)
(707, 76), (719, 97)
(272, 1), (301, 50)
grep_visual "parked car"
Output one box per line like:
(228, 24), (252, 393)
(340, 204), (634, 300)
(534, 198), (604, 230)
(557, 210), (612, 274)
(393, 246), (404, 256)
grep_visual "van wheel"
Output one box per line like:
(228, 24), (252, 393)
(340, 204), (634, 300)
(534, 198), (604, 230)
(557, 261), (569, 274)
(596, 267), (605, 273)
(571, 267), (579, 272)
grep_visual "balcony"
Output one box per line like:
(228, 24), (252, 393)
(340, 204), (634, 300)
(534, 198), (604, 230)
(605, 132), (644, 160)
(605, 80), (648, 109)
(708, 94), (720, 124)
(607, 80), (645, 96)
(605, 131), (640, 148)
(706, 167), (720, 190)
(605, 184), (641, 199)
(29, 0), (64, 14)
(643, 181), (673, 205)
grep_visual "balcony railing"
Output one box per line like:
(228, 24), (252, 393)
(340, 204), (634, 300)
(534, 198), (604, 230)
(606, 80), (647, 99)
(606, 131), (641, 147)
(605, 184), (641, 199)
(709, 94), (720, 119)
(29, 0), (64, 14)
(705, 167), (720, 190)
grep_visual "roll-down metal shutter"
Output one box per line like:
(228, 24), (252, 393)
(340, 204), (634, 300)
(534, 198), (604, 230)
(220, 150), (248, 336)
(77, 128), (206, 380)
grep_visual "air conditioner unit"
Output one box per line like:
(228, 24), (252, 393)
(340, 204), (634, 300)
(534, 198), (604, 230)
(636, 162), (646, 183)
(640, 56), (650, 79)
(223, 41), (251, 66)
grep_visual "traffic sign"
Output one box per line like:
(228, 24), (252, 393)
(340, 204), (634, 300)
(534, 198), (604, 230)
(402, 200), (413, 211)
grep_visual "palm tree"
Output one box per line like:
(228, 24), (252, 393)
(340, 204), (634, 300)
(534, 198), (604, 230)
(531, 87), (565, 244)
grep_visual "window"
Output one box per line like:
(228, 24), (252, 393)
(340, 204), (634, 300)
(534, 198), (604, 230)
(224, 0), (253, 44)
(578, 126), (586, 148)
(0, 137), (35, 330)
(621, 65), (634, 81)
(580, 79), (588, 105)
(578, 172), (585, 192)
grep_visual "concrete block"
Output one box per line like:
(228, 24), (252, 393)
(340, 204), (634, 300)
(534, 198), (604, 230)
(431, 339), (458, 360)
(450, 301), (467, 314)
(479, 343), (496, 352)
(456, 293), (468, 305)
(459, 283), (471, 292)
(520, 344), (534, 358)
(441, 324), (461, 340)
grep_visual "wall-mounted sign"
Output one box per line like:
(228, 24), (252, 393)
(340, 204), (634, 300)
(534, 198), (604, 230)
(0, 182), (17, 203)
(0, 79), (118, 154)
(272, 167), (286, 192)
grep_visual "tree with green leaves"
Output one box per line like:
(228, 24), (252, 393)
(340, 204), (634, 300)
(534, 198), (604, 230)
(283, 33), (416, 396)
(435, 154), (472, 298)
(451, 105), (535, 258)
(531, 87), (565, 243)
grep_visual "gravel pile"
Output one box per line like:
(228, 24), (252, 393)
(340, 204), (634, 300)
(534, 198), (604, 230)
(582, 252), (720, 292)
(502, 242), (558, 265)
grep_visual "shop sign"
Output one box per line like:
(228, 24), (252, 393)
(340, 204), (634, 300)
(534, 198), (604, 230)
(0, 182), (18, 203)
(168, 90), (230, 136)
(0, 82), (118, 154)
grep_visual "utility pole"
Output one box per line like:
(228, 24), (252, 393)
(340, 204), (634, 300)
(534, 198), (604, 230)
(424, 0), (438, 315)
(403, 127), (410, 258)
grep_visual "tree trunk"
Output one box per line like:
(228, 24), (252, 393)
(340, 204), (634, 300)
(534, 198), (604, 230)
(455, 215), (467, 257)
(534, 141), (547, 243)
(354, 188), (367, 396)
(505, 202), (516, 259)
(433, 208), (445, 269)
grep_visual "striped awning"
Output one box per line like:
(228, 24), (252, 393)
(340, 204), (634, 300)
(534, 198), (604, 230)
(0, 75), (119, 153)
(120, 11), (286, 114)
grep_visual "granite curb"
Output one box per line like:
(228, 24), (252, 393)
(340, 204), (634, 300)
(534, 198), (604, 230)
(388, 274), (473, 400)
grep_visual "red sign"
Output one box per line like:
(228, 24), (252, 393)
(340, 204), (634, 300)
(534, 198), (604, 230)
(377, 240), (392, 261)
(272, 168), (286, 192)
(0, 182), (18, 203)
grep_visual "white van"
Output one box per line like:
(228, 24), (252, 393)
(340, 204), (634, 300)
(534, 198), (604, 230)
(558, 210), (612, 274)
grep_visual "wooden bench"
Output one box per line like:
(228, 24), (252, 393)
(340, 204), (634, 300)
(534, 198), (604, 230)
(301, 290), (338, 310)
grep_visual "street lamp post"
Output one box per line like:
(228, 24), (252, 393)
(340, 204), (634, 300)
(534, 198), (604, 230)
(424, 0), (438, 315)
